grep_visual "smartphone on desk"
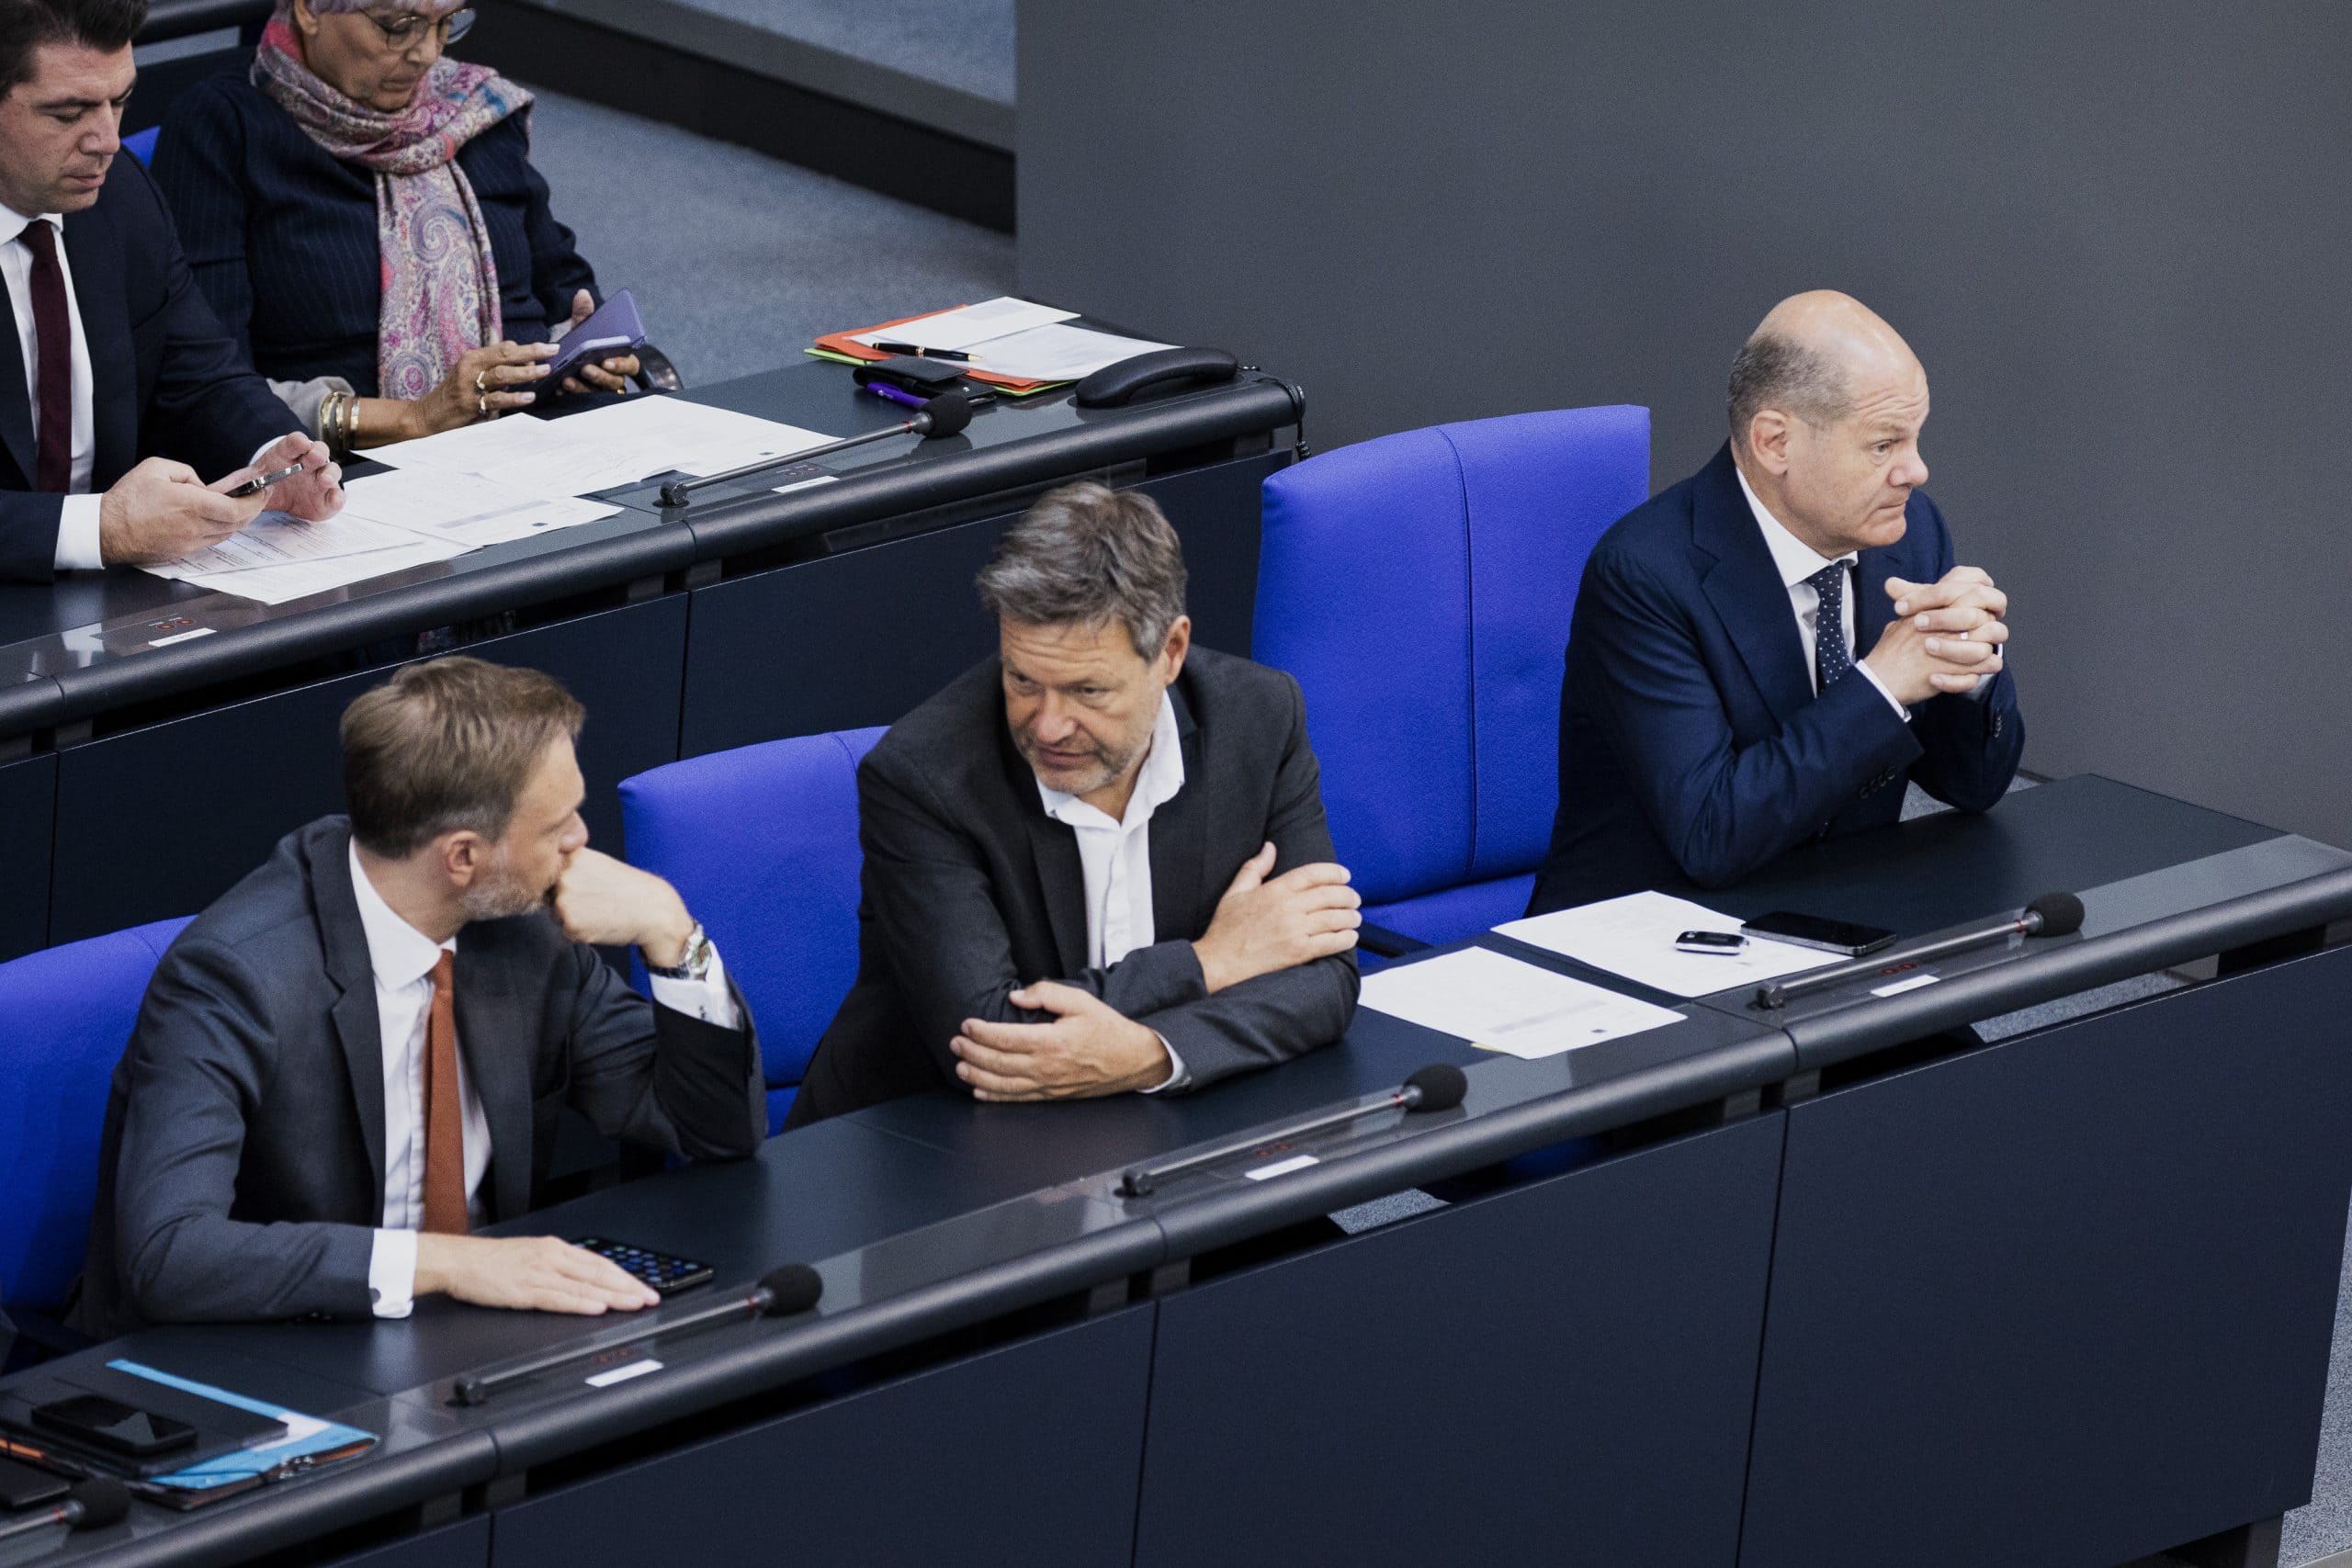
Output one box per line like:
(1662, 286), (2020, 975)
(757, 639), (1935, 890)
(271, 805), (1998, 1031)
(1674, 931), (1747, 955)
(1739, 910), (1897, 958)
(29, 1395), (195, 1460)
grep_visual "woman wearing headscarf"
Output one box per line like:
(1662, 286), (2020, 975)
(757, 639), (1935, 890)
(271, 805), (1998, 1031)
(152, 1), (639, 456)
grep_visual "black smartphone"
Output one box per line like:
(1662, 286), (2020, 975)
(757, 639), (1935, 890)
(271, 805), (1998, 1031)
(571, 1236), (715, 1296)
(29, 1395), (197, 1459)
(223, 460), (306, 499)
(1674, 930), (1747, 955)
(0, 1453), (72, 1510)
(1740, 910), (1898, 957)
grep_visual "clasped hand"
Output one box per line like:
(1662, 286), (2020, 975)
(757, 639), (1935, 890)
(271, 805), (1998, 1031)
(1861, 565), (2010, 705)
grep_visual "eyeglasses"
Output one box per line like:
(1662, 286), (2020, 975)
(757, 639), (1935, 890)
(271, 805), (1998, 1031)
(359, 7), (475, 51)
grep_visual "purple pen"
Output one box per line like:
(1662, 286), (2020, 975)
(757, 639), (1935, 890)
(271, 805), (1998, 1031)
(863, 381), (930, 412)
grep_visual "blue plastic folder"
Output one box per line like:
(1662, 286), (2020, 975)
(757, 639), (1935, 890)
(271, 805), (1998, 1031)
(107, 1360), (376, 1494)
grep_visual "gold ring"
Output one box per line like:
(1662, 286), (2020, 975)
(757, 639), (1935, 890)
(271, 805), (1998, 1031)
(477, 394), (490, 419)
(474, 371), (489, 395)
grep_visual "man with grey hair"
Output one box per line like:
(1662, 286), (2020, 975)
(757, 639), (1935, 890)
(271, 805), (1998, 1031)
(787, 480), (1362, 1124)
(1527, 290), (2024, 913)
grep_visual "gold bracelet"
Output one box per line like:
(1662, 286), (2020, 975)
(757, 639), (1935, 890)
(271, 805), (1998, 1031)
(346, 396), (361, 451)
(316, 389), (337, 447)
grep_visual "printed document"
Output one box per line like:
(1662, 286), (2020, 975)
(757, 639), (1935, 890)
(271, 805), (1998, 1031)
(849, 296), (1080, 353)
(339, 468), (620, 548)
(1495, 891), (1841, 998)
(1359, 946), (1684, 1059)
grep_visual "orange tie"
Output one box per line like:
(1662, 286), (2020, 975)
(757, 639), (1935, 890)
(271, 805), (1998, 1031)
(420, 952), (469, 1235)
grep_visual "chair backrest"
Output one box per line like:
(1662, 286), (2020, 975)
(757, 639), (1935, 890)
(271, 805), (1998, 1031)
(1253, 405), (1649, 908)
(620, 728), (886, 1134)
(124, 126), (159, 166)
(0, 917), (191, 1313)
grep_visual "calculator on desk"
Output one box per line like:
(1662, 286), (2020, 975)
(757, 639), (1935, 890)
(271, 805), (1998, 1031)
(570, 1237), (715, 1296)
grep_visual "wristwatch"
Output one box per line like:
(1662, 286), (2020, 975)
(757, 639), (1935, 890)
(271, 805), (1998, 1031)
(646, 920), (714, 982)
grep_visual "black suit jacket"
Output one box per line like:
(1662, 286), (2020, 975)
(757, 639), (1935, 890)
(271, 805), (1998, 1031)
(71, 818), (764, 1338)
(0, 155), (298, 582)
(788, 648), (1360, 1125)
(1528, 444), (2025, 913)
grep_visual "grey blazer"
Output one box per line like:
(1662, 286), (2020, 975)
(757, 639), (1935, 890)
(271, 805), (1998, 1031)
(787, 647), (1360, 1126)
(71, 818), (764, 1338)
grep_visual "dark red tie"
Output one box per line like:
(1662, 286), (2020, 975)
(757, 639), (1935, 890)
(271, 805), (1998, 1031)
(19, 220), (73, 493)
(421, 952), (470, 1235)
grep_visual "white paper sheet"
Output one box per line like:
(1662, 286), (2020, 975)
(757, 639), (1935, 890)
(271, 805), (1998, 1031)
(156, 535), (467, 604)
(849, 296), (1080, 353)
(954, 322), (1176, 382)
(1359, 946), (1684, 1059)
(146, 511), (442, 581)
(365, 402), (839, 498)
(339, 468), (620, 548)
(1494, 891), (1841, 999)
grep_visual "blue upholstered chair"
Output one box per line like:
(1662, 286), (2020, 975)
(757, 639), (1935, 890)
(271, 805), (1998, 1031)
(0, 917), (190, 1336)
(620, 728), (886, 1134)
(1253, 405), (1650, 949)
(125, 125), (159, 165)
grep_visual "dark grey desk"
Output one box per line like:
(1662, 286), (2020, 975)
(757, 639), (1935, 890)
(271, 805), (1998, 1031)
(8, 776), (2349, 1568)
(0, 361), (1301, 958)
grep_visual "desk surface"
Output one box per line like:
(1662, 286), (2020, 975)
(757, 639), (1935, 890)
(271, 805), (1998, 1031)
(0, 363), (1300, 739)
(14, 774), (2351, 1565)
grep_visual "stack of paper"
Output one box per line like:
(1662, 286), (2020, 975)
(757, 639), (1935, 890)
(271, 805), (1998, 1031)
(845, 297), (1174, 385)
(147, 398), (842, 605)
(1494, 891), (1842, 998)
(1359, 946), (1684, 1059)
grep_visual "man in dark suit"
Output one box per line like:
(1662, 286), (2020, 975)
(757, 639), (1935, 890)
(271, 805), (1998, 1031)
(0, 0), (339, 582)
(74, 659), (764, 1337)
(1529, 291), (2024, 914)
(787, 481), (1363, 1125)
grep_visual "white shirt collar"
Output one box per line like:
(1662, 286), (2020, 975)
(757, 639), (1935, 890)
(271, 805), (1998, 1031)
(347, 838), (456, 989)
(1735, 462), (1855, 590)
(1036, 690), (1185, 832)
(0, 201), (62, 249)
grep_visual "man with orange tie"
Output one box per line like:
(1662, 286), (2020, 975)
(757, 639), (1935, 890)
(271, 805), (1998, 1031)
(71, 659), (763, 1337)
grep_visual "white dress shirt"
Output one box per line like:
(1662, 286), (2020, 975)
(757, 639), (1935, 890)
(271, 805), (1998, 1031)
(0, 203), (100, 570)
(1735, 465), (1910, 721)
(1035, 692), (1189, 1092)
(348, 842), (742, 1316)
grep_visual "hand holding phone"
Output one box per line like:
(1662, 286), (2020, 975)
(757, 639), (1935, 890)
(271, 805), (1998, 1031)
(222, 460), (306, 500)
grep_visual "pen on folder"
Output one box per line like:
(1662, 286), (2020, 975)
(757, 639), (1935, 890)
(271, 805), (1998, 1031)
(872, 343), (977, 362)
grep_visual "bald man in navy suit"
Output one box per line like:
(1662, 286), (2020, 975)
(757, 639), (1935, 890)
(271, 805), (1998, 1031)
(1529, 292), (2024, 913)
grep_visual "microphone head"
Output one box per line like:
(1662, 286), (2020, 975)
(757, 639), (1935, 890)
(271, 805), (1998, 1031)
(2026, 891), (2086, 938)
(757, 1263), (823, 1317)
(68, 1479), (130, 1529)
(918, 391), (973, 439)
(1404, 1063), (1468, 1113)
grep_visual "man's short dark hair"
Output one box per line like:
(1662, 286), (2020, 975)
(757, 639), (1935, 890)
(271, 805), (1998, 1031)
(341, 658), (585, 858)
(0, 0), (144, 96)
(977, 480), (1189, 660)
(0, 0), (143, 95)
(1727, 329), (1849, 450)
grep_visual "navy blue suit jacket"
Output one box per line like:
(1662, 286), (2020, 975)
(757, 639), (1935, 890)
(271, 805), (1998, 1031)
(1527, 444), (2024, 914)
(0, 155), (297, 582)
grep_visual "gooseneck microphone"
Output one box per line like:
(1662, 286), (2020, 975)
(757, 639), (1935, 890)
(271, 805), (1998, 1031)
(452, 1263), (823, 1406)
(1117, 1063), (1469, 1199)
(659, 392), (974, 508)
(1753, 891), (2086, 1010)
(0, 1479), (131, 1545)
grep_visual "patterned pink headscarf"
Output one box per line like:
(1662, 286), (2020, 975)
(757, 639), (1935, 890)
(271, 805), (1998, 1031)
(252, 5), (534, 400)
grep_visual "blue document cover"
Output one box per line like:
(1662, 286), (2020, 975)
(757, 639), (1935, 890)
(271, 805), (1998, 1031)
(107, 1360), (376, 1493)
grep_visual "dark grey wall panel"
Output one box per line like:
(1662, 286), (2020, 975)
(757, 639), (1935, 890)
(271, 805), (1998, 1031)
(0, 750), (53, 961)
(1136, 1115), (1783, 1568)
(1740, 947), (2352, 1567)
(51, 597), (687, 943)
(490, 1306), (1155, 1568)
(1017, 2), (2351, 845)
(679, 451), (1279, 758)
